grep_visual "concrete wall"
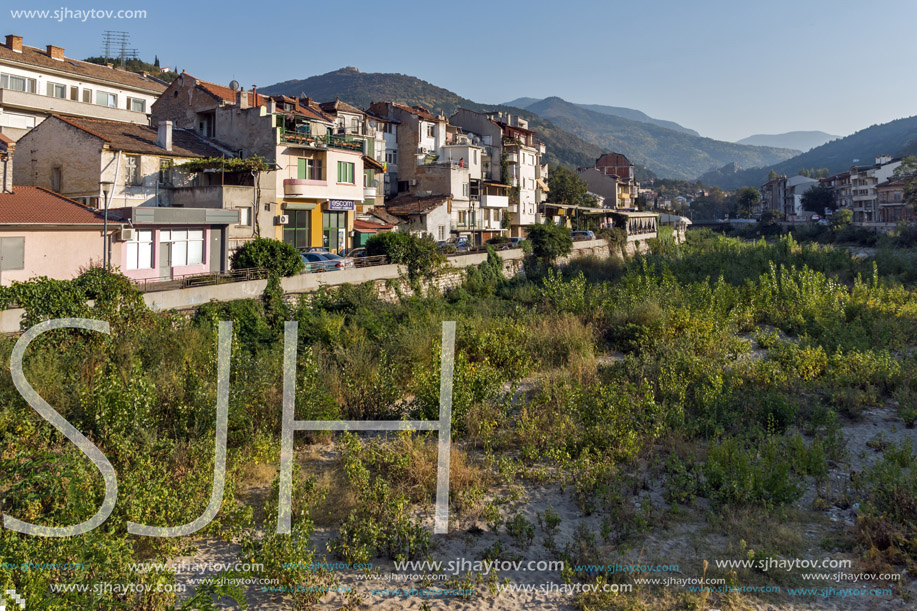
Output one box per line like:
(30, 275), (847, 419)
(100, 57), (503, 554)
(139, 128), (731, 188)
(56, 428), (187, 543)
(0, 239), (640, 332)
(0, 226), (116, 285)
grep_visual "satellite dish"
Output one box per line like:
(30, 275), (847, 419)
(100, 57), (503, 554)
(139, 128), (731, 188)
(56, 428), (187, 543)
(229, 80), (240, 91)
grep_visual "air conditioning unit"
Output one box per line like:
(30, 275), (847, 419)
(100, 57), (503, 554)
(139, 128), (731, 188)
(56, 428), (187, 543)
(119, 227), (136, 241)
(276, 214), (290, 225)
(409, 179), (418, 186)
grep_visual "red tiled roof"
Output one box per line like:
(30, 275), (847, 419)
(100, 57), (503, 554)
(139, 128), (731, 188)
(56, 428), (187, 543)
(354, 218), (393, 232)
(0, 42), (166, 93)
(386, 193), (450, 216)
(0, 133), (13, 145)
(51, 115), (225, 157)
(190, 76), (239, 103)
(0, 187), (106, 225)
(319, 99), (364, 116)
(370, 208), (404, 226)
(391, 102), (437, 121)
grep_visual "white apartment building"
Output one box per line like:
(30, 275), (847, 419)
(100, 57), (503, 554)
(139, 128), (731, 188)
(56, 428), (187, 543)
(0, 34), (166, 140)
(850, 155), (901, 223)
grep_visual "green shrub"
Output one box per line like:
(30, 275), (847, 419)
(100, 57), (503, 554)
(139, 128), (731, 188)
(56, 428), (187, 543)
(230, 237), (304, 276)
(366, 231), (445, 282)
(527, 223), (573, 262)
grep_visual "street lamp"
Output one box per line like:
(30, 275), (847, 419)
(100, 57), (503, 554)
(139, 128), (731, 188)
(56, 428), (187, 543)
(100, 180), (114, 269)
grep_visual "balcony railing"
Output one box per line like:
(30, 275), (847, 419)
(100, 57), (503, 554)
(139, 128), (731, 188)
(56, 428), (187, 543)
(280, 129), (365, 153)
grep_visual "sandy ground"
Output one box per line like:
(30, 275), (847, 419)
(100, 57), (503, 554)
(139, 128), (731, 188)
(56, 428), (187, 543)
(165, 345), (916, 610)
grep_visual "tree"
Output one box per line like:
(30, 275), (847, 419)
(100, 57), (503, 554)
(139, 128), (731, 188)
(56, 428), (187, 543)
(231, 237), (304, 276)
(801, 185), (836, 214)
(893, 156), (917, 212)
(832, 208), (853, 228)
(547, 166), (598, 208)
(768, 169), (780, 181)
(154, 55), (160, 68)
(760, 209), (782, 226)
(366, 231), (445, 281)
(526, 223), (573, 262)
(735, 187), (761, 218)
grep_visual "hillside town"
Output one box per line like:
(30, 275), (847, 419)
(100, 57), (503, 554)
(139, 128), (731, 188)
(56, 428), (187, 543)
(0, 32), (911, 287)
(0, 34), (670, 285)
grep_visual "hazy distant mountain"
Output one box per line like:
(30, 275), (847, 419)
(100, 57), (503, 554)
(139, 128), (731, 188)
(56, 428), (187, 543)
(504, 97), (699, 136)
(262, 68), (603, 170)
(699, 115), (917, 189)
(524, 97), (797, 180)
(736, 131), (839, 152)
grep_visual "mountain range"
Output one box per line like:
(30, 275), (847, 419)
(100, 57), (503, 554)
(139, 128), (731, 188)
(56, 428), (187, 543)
(503, 97), (699, 136)
(700, 116), (917, 189)
(735, 131), (840, 152)
(262, 68), (797, 180)
(520, 97), (797, 179)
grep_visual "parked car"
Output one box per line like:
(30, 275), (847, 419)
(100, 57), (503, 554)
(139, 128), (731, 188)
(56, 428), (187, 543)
(301, 252), (349, 271)
(341, 247), (367, 258)
(572, 230), (596, 241)
(323, 252), (354, 268)
(304, 247), (329, 254)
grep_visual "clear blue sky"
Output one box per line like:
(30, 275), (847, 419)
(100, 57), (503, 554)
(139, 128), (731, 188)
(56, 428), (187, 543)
(8, 0), (917, 142)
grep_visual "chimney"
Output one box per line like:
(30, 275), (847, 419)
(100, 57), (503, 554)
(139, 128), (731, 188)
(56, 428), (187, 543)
(157, 120), (173, 152)
(46, 45), (64, 60)
(5, 35), (22, 53)
(1, 140), (15, 194)
(236, 90), (250, 109)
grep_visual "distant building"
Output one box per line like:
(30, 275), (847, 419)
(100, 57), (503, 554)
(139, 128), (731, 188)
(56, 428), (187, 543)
(849, 155), (901, 223)
(820, 172), (851, 211)
(0, 34), (166, 140)
(594, 153), (637, 207)
(877, 178), (914, 224)
(759, 176), (785, 215)
(784, 175), (819, 219)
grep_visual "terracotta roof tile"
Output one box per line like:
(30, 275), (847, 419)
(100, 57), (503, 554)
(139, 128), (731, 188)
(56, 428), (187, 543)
(0, 187), (106, 224)
(0, 43), (166, 93)
(52, 116), (225, 157)
(354, 218), (393, 232)
(386, 193), (450, 216)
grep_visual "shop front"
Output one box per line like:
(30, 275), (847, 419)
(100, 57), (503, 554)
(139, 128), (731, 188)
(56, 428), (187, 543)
(322, 200), (354, 253)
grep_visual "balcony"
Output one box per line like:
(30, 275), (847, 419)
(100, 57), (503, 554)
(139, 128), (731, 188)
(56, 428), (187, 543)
(280, 130), (365, 153)
(0, 88), (149, 124)
(480, 194), (509, 208)
(171, 185), (254, 209)
(283, 178), (328, 199)
(363, 186), (377, 199)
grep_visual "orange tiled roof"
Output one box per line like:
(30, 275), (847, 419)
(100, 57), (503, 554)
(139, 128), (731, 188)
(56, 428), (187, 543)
(0, 43), (166, 93)
(0, 187), (106, 225)
(52, 116), (225, 158)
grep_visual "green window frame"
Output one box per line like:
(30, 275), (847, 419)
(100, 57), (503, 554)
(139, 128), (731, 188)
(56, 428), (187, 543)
(282, 209), (311, 250)
(337, 161), (354, 184)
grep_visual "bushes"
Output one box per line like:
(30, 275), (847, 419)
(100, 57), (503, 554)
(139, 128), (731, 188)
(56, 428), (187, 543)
(365, 231), (445, 282)
(527, 223), (573, 262)
(231, 237), (304, 276)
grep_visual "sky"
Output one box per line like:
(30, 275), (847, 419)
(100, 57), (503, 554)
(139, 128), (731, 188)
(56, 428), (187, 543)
(7, 0), (917, 142)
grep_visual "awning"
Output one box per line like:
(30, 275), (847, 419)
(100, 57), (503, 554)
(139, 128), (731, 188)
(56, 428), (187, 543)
(363, 155), (384, 171)
(536, 178), (550, 192)
(283, 202), (317, 211)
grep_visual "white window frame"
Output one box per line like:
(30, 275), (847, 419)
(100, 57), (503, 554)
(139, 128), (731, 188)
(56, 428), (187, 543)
(161, 228), (205, 267)
(47, 82), (67, 98)
(125, 230), (154, 271)
(1, 73), (37, 93)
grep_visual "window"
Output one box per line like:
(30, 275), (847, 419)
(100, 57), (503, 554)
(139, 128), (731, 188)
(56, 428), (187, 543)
(96, 91), (117, 108)
(161, 229), (204, 266)
(158, 159), (174, 186)
(124, 155), (141, 186)
(125, 230), (153, 270)
(238, 207), (251, 226)
(0, 73), (37, 93)
(282, 209), (311, 249)
(458, 210), (467, 225)
(384, 123), (393, 134)
(426, 124), (435, 138)
(438, 225), (445, 240)
(337, 161), (355, 184)
(351, 117), (360, 131)
(46, 82), (66, 98)
(51, 167), (62, 192)
(69, 86), (79, 101)
(128, 97), (146, 112)
(473, 150), (478, 164)
(386, 151), (397, 165)
(82, 88), (92, 104)
(297, 158), (323, 180)
(462, 183), (469, 197)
